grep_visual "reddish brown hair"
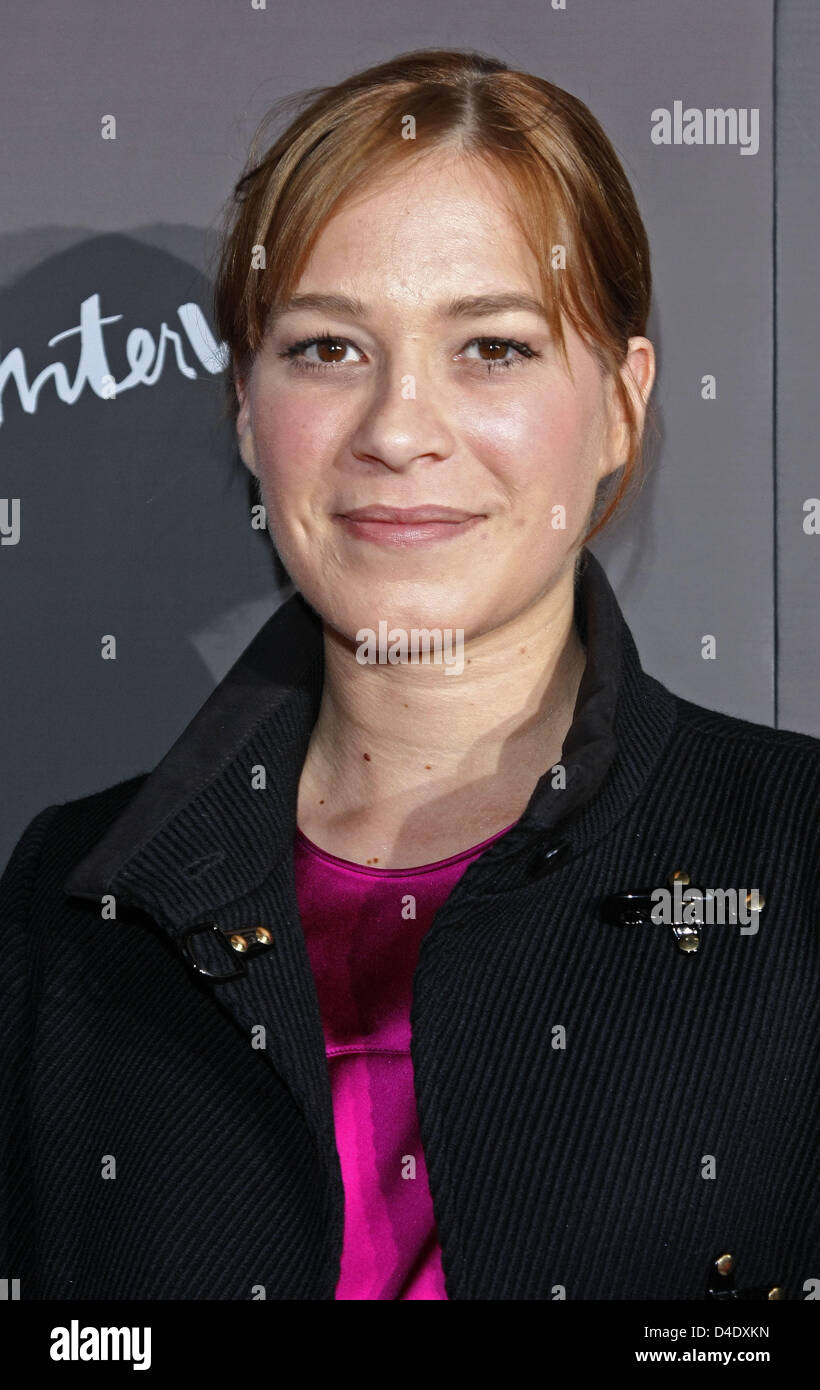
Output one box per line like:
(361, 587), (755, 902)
(212, 48), (656, 544)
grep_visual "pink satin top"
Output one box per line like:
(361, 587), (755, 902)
(293, 820), (514, 1300)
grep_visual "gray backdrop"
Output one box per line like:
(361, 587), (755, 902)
(1, 0), (817, 865)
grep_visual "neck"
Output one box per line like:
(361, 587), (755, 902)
(296, 559), (588, 864)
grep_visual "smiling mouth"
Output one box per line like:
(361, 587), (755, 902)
(335, 505), (486, 548)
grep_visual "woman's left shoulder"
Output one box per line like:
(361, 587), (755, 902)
(670, 690), (820, 758)
(658, 685), (820, 826)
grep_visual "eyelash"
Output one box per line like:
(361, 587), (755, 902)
(278, 331), (539, 375)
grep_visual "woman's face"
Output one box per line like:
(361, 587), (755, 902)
(236, 150), (649, 644)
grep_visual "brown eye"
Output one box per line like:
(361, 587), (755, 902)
(461, 337), (535, 371)
(315, 340), (347, 363)
(280, 335), (361, 371)
(477, 340), (511, 361)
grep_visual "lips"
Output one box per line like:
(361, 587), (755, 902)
(339, 505), (481, 523)
(335, 504), (486, 548)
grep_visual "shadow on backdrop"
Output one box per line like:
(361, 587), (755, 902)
(0, 231), (290, 862)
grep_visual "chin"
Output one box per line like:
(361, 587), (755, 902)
(328, 582), (477, 638)
(318, 602), (519, 667)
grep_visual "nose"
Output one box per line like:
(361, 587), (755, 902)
(348, 354), (455, 474)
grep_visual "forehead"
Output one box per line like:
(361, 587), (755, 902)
(289, 151), (542, 309)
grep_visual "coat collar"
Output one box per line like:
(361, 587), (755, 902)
(63, 548), (678, 925)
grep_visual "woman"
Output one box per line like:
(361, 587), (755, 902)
(1, 49), (817, 1303)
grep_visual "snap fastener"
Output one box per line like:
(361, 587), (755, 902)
(600, 891), (654, 927)
(706, 1250), (736, 1299)
(706, 1251), (785, 1300)
(179, 921), (275, 980)
(673, 924), (700, 953)
(179, 922), (248, 981)
(526, 837), (572, 880)
(668, 870), (701, 952)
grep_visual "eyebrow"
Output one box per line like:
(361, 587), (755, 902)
(268, 291), (550, 324)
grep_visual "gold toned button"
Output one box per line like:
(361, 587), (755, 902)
(716, 1253), (733, 1276)
(671, 869), (691, 885)
(229, 933), (249, 952)
(254, 927), (273, 945)
(745, 891), (765, 911)
(767, 1286), (783, 1300)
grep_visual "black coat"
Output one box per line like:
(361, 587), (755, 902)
(2, 550), (817, 1300)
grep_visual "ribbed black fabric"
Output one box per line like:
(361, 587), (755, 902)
(1, 549), (817, 1300)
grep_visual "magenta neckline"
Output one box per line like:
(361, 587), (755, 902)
(294, 820), (518, 877)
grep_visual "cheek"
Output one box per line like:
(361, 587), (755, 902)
(461, 389), (601, 518)
(242, 398), (338, 583)
(248, 395), (333, 508)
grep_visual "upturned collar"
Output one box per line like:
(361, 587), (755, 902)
(63, 549), (678, 920)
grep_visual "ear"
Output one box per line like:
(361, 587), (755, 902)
(234, 367), (258, 476)
(602, 337), (656, 477)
